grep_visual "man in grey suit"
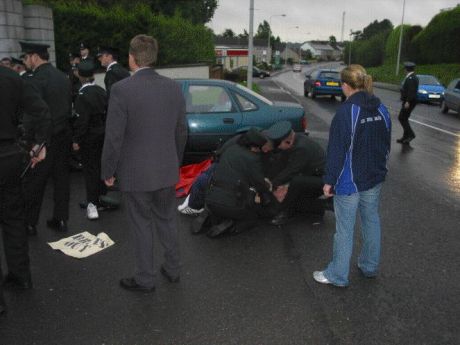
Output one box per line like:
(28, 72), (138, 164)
(101, 34), (188, 292)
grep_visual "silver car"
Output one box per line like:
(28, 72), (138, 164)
(441, 78), (460, 114)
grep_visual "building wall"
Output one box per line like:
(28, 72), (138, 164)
(0, 0), (55, 64)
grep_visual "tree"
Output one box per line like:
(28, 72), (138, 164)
(255, 20), (270, 40)
(358, 19), (393, 40)
(222, 29), (235, 38)
(238, 30), (249, 38)
(329, 35), (337, 47)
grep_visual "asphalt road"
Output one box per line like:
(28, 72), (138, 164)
(0, 68), (459, 345)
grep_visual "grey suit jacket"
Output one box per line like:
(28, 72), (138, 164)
(101, 68), (187, 191)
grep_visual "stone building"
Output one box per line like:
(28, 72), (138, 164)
(0, 0), (55, 64)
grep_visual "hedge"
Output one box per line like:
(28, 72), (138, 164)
(37, 2), (215, 69)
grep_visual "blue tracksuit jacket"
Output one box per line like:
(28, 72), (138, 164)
(323, 91), (391, 195)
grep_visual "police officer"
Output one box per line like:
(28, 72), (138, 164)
(1, 64), (50, 305)
(265, 121), (328, 225)
(10, 57), (28, 77)
(67, 52), (82, 103)
(72, 60), (107, 220)
(79, 42), (94, 63)
(204, 128), (271, 237)
(397, 61), (418, 144)
(20, 41), (73, 234)
(96, 46), (130, 100)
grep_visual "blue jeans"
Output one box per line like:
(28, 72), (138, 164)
(324, 183), (383, 286)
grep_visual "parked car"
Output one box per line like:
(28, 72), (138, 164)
(440, 78), (460, 114)
(177, 79), (306, 157)
(231, 66), (271, 79)
(304, 69), (345, 101)
(293, 64), (302, 72)
(416, 74), (445, 104)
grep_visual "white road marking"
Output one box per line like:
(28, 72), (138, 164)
(409, 118), (460, 138)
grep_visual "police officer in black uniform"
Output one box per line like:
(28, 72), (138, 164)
(79, 42), (94, 63)
(397, 62), (419, 144)
(96, 46), (130, 100)
(205, 128), (271, 237)
(72, 60), (108, 220)
(67, 52), (81, 103)
(20, 41), (73, 234)
(10, 56), (28, 77)
(1, 64), (51, 310)
(265, 121), (328, 225)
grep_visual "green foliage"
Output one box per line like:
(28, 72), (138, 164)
(344, 30), (390, 67)
(410, 6), (460, 64)
(367, 63), (460, 86)
(384, 24), (421, 65)
(39, 1), (214, 69)
(357, 19), (393, 40)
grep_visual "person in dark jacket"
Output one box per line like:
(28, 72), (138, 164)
(204, 128), (271, 237)
(20, 41), (73, 234)
(313, 64), (391, 287)
(67, 52), (81, 103)
(265, 121), (328, 225)
(72, 60), (108, 220)
(0, 65), (50, 306)
(397, 61), (418, 144)
(97, 46), (130, 100)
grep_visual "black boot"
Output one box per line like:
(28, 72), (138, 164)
(191, 209), (210, 234)
(206, 219), (234, 238)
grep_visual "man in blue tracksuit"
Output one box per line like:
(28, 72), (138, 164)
(314, 65), (391, 287)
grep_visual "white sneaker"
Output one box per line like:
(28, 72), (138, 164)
(87, 202), (99, 220)
(313, 271), (346, 287)
(177, 195), (190, 211)
(179, 206), (204, 215)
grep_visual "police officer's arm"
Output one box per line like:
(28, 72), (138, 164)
(101, 83), (127, 183)
(72, 95), (91, 146)
(246, 156), (270, 193)
(406, 77), (418, 102)
(20, 79), (51, 145)
(271, 147), (308, 188)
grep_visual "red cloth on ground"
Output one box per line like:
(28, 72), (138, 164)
(175, 158), (212, 198)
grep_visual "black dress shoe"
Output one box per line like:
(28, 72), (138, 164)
(26, 224), (37, 236)
(206, 219), (234, 238)
(46, 218), (68, 232)
(191, 209), (210, 234)
(160, 266), (180, 283)
(403, 135), (415, 144)
(3, 273), (33, 290)
(396, 137), (406, 143)
(119, 278), (155, 292)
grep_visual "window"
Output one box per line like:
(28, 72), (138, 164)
(234, 93), (257, 111)
(185, 85), (233, 113)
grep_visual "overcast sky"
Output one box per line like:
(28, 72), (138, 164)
(207, 0), (460, 42)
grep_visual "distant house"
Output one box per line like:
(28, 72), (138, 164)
(214, 37), (270, 70)
(301, 41), (338, 60)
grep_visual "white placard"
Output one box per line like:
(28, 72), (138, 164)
(48, 232), (115, 258)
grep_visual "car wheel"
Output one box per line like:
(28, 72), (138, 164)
(259, 74), (265, 79)
(311, 90), (316, 99)
(304, 90), (308, 97)
(440, 100), (449, 114)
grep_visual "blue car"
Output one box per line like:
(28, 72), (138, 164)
(177, 79), (306, 156)
(416, 74), (445, 103)
(304, 69), (345, 101)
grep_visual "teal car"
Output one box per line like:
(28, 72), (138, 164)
(177, 79), (306, 157)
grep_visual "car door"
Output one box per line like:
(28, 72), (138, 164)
(446, 79), (460, 111)
(183, 81), (243, 154)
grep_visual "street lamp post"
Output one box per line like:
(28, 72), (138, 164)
(247, 0), (254, 89)
(284, 26), (299, 65)
(395, 0), (406, 75)
(268, 14), (286, 64)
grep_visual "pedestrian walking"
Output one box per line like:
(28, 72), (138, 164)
(101, 34), (188, 292)
(20, 41), (73, 234)
(1, 64), (50, 308)
(397, 62), (418, 144)
(314, 64), (391, 287)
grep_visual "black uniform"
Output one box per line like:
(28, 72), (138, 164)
(23, 62), (72, 229)
(104, 62), (130, 100)
(271, 134), (326, 215)
(0, 66), (51, 296)
(206, 143), (269, 223)
(68, 65), (82, 103)
(73, 83), (107, 204)
(398, 71), (419, 142)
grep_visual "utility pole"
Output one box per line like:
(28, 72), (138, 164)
(396, 0), (406, 75)
(341, 11), (345, 43)
(348, 30), (353, 65)
(248, 0), (254, 89)
(268, 14), (286, 65)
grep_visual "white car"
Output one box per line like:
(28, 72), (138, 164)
(293, 64), (302, 72)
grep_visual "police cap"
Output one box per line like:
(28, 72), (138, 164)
(80, 42), (89, 50)
(11, 57), (24, 66)
(96, 46), (120, 58)
(265, 121), (293, 142)
(403, 61), (416, 69)
(77, 59), (96, 77)
(19, 41), (49, 55)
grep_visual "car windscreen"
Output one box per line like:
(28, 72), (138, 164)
(418, 75), (441, 85)
(235, 84), (273, 106)
(318, 72), (340, 80)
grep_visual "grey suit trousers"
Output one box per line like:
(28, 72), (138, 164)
(123, 186), (180, 288)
